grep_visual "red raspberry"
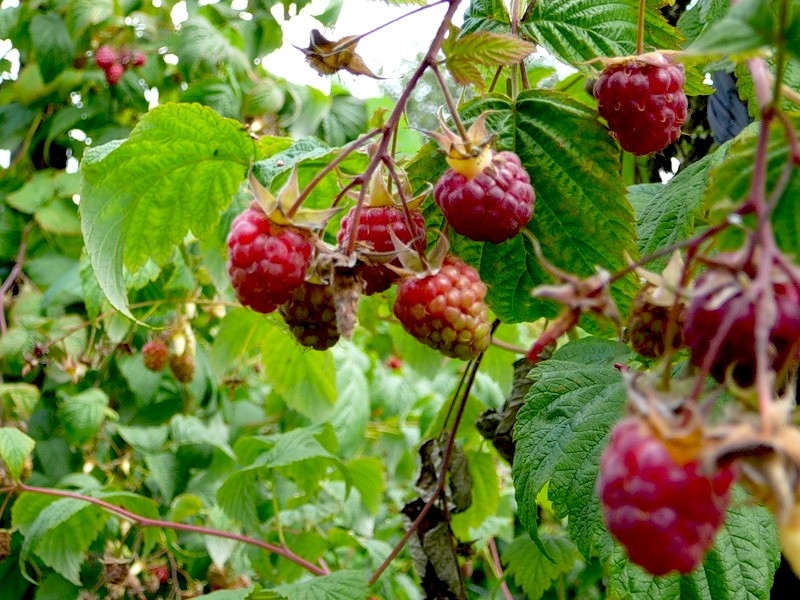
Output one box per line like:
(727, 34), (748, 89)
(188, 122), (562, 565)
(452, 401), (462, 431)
(227, 202), (314, 313)
(142, 340), (169, 372)
(337, 206), (427, 294)
(133, 51), (147, 67)
(598, 417), (735, 576)
(279, 281), (340, 351)
(434, 151), (534, 244)
(95, 45), (117, 69)
(105, 62), (125, 85)
(393, 257), (491, 360)
(594, 54), (687, 155)
(682, 265), (800, 385)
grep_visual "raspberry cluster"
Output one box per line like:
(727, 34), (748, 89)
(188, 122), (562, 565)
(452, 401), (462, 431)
(594, 54), (687, 155)
(95, 44), (146, 86)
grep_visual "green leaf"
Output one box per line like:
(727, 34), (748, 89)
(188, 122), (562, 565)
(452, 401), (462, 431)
(194, 589), (254, 600)
(6, 171), (55, 213)
(687, 0), (777, 58)
(451, 449), (500, 536)
(329, 343), (370, 455)
(503, 534), (580, 600)
(344, 457), (385, 515)
(177, 16), (250, 76)
(259, 322), (337, 419)
(116, 425), (170, 454)
(80, 103), (255, 319)
(249, 426), (337, 469)
(461, 0), (511, 34)
(97, 491), (161, 555)
(20, 498), (105, 585)
(0, 383), (39, 419)
(317, 91), (368, 147)
(0, 427), (34, 480)
(273, 570), (369, 600)
(512, 338), (630, 556)
(217, 467), (260, 529)
(446, 30), (535, 89)
(635, 153), (719, 269)
(30, 14), (75, 83)
(418, 91), (638, 325)
(67, 0), (113, 33)
(522, 0), (683, 71)
(57, 389), (110, 446)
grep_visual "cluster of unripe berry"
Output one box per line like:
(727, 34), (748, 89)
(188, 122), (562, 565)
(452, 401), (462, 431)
(226, 115), (535, 360)
(94, 44), (146, 86)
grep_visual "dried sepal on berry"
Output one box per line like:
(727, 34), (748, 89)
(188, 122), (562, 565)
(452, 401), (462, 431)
(427, 110), (495, 179)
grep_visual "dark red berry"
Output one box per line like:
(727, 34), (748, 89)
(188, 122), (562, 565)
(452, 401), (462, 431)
(105, 63), (125, 85)
(594, 54), (687, 155)
(142, 340), (169, 372)
(279, 281), (340, 351)
(227, 202), (314, 313)
(434, 151), (534, 244)
(393, 257), (491, 360)
(133, 51), (147, 67)
(337, 206), (427, 294)
(95, 45), (117, 69)
(598, 417), (735, 576)
(683, 265), (800, 385)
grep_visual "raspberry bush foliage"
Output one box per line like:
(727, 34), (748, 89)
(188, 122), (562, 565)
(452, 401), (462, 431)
(2, 0), (800, 598)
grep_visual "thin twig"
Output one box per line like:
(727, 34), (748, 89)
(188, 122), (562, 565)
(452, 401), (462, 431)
(10, 484), (328, 577)
(488, 537), (514, 600)
(0, 223), (33, 335)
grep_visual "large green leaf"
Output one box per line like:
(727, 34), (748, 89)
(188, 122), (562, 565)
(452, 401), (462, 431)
(80, 103), (254, 319)
(686, 0), (777, 58)
(16, 497), (105, 585)
(410, 91), (637, 324)
(56, 388), (109, 446)
(512, 338), (630, 555)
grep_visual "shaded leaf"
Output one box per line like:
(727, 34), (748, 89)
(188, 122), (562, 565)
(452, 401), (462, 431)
(272, 569), (369, 600)
(57, 389), (109, 446)
(30, 14), (74, 83)
(687, 0), (777, 58)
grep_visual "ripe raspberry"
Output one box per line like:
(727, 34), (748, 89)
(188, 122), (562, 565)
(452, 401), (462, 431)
(434, 151), (534, 244)
(598, 417), (735, 576)
(393, 257), (491, 360)
(142, 340), (169, 372)
(682, 265), (800, 385)
(133, 51), (147, 67)
(626, 291), (684, 358)
(169, 352), (195, 383)
(594, 54), (687, 155)
(105, 63), (125, 85)
(337, 206), (427, 294)
(279, 281), (340, 350)
(227, 202), (314, 313)
(95, 45), (117, 69)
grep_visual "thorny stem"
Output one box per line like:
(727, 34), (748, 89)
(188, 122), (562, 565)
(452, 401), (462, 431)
(0, 223), (32, 335)
(368, 323), (495, 587)
(6, 483), (328, 577)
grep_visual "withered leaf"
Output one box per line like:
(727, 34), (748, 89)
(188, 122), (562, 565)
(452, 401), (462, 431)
(296, 29), (382, 79)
